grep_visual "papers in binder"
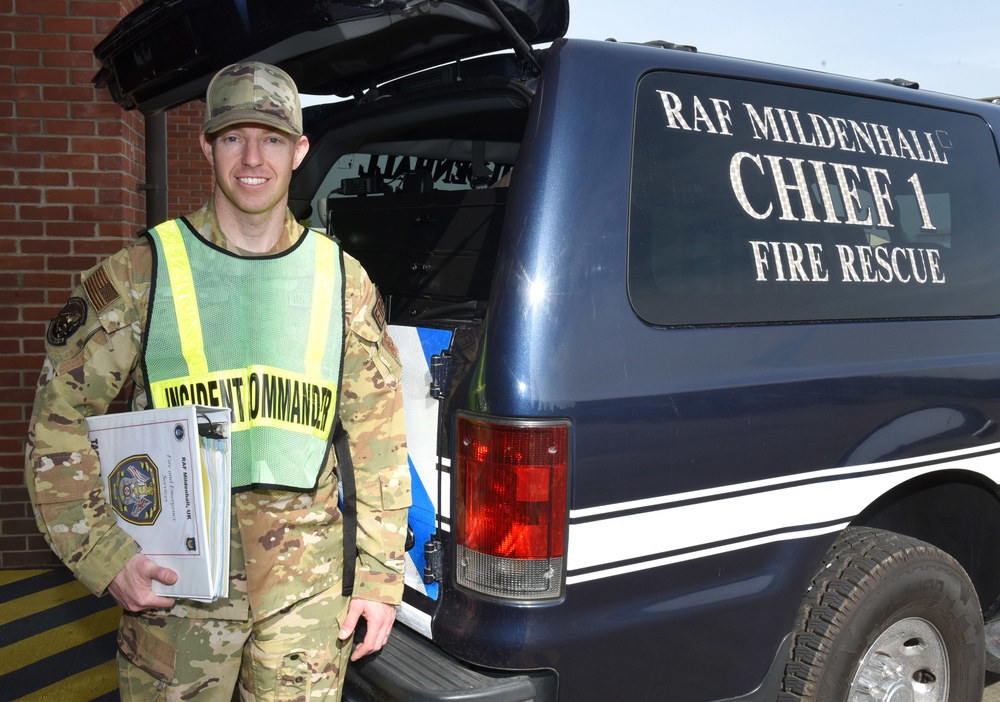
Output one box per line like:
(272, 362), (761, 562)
(88, 405), (231, 603)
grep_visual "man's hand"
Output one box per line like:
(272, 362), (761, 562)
(339, 599), (397, 661)
(108, 554), (178, 612)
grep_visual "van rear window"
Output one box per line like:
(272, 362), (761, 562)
(628, 71), (1000, 326)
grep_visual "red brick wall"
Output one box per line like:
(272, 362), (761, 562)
(169, 102), (214, 215)
(0, 0), (215, 567)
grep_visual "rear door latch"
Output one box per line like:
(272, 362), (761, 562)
(430, 351), (453, 399)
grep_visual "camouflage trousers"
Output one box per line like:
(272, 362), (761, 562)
(117, 586), (354, 701)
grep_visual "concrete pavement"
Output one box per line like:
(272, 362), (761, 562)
(986, 672), (1000, 700)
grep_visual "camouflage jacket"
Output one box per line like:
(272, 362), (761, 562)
(26, 202), (411, 621)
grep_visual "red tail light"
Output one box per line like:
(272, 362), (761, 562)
(455, 415), (569, 600)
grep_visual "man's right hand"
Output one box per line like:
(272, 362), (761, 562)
(108, 554), (178, 612)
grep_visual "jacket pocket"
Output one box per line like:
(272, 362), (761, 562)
(378, 465), (412, 511)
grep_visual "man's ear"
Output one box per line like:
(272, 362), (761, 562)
(293, 135), (310, 170)
(199, 132), (215, 166)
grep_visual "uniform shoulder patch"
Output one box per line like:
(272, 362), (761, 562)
(46, 296), (87, 347)
(373, 292), (386, 331)
(82, 263), (120, 313)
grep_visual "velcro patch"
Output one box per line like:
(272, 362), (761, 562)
(381, 326), (399, 361)
(83, 264), (120, 313)
(373, 292), (386, 331)
(46, 297), (87, 347)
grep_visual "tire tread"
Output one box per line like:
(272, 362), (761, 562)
(778, 527), (980, 702)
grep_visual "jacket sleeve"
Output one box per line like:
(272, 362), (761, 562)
(25, 246), (145, 595)
(340, 254), (411, 604)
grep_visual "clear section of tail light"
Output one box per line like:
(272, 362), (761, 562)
(455, 415), (569, 600)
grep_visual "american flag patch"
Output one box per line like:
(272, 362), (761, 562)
(373, 292), (386, 331)
(82, 264), (119, 313)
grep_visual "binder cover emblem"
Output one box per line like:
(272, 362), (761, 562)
(107, 454), (162, 525)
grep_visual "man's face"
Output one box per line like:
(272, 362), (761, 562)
(201, 124), (309, 217)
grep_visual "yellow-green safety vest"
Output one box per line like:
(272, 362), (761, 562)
(143, 218), (345, 491)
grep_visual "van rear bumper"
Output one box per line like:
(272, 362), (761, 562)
(344, 623), (557, 702)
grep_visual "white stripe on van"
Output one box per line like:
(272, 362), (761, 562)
(564, 442), (1000, 583)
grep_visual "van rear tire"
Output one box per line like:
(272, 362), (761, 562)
(778, 527), (983, 702)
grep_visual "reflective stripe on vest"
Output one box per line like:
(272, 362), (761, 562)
(144, 219), (345, 491)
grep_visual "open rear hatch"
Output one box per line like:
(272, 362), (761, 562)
(93, 0), (568, 113)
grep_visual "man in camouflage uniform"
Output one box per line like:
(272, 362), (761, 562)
(25, 61), (410, 701)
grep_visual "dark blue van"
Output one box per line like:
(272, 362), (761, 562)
(95, 2), (1000, 700)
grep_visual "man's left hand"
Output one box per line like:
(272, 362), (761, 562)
(339, 599), (397, 661)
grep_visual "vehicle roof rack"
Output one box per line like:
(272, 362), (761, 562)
(643, 40), (697, 52)
(604, 38), (698, 53)
(875, 77), (919, 89)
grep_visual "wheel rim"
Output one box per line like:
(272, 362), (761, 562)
(848, 617), (949, 702)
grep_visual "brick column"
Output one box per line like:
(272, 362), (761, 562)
(169, 102), (215, 215)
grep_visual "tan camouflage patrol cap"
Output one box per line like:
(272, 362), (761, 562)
(203, 61), (303, 136)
